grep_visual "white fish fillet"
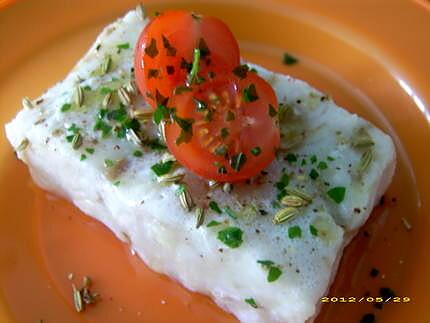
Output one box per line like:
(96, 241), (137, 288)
(5, 8), (395, 323)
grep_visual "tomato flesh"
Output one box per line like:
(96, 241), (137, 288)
(165, 73), (280, 182)
(134, 11), (240, 108)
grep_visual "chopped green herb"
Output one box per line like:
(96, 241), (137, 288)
(104, 159), (114, 168)
(310, 225), (318, 236)
(242, 83), (259, 102)
(327, 156), (335, 161)
(207, 220), (222, 227)
(187, 48), (201, 85)
(145, 38), (158, 58)
(317, 161), (328, 170)
(153, 105), (170, 124)
(175, 183), (186, 195)
(267, 266), (282, 282)
(301, 159), (307, 166)
(309, 169), (319, 180)
(223, 206), (238, 220)
(93, 119), (112, 137)
(217, 227), (243, 248)
(151, 160), (174, 176)
(214, 144), (228, 156)
(174, 85), (192, 95)
(245, 298), (258, 308)
(288, 225), (302, 239)
(310, 155), (317, 164)
(162, 35), (177, 56)
(80, 154), (87, 161)
(83, 85), (91, 91)
(133, 150), (143, 157)
(232, 64), (249, 79)
(327, 186), (346, 204)
(100, 87), (113, 95)
(282, 52), (298, 65)
(85, 148), (95, 154)
(220, 128), (229, 139)
(117, 42), (130, 50)
(173, 115), (194, 145)
(268, 104), (277, 117)
(61, 103), (72, 112)
(230, 153), (247, 172)
(209, 201), (222, 214)
(225, 110), (235, 121)
(257, 260), (275, 268)
(251, 147), (261, 156)
(275, 173), (290, 191)
(286, 153), (297, 163)
(113, 180), (121, 186)
(143, 138), (167, 151)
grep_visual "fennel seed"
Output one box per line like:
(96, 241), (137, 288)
(357, 149), (373, 174)
(158, 120), (167, 143)
(102, 92), (112, 108)
(118, 87), (131, 106)
(133, 109), (153, 121)
(281, 195), (309, 207)
(101, 56), (112, 75)
(284, 187), (313, 203)
(72, 284), (83, 312)
(179, 185), (194, 211)
(74, 85), (84, 107)
(272, 207), (299, 225)
(158, 173), (184, 184)
(16, 138), (30, 152)
(222, 182), (233, 193)
(126, 128), (142, 146)
(125, 80), (137, 95)
(22, 97), (34, 110)
(352, 128), (374, 148)
(72, 133), (83, 150)
(195, 207), (205, 228)
(82, 276), (92, 288)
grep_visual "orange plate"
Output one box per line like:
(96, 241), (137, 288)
(0, 0), (429, 322)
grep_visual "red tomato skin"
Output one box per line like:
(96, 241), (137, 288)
(134, 11), (240, 108)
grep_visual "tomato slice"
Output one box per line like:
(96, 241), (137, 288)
(134, 11), (240, 108)
(164, 72), (280, 182)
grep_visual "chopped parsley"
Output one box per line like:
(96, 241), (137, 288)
(310, 155), (317, 164)
(317, 161), (328, 170)
(327, 156), (336, 161)
(232, 64), (249, 79)
(194, 98), (207, 111)
(187, 48), (201, 85)
(153, 105), (170, 124)
(327, 186), (346, 204)
(220, 128), (229, 139)
(251, 146), (261, 156)
(245, 298), (258, 308)
(310, 225), (318, 236)
(230, 153), (247, 172)
(117, 42), (130, 50)
(217, 227), (243, 248)
(85, 148), (95, 154)
(242, 83), (259, 102)
(133, 150), (143, 157)
(309, 168), (319, 180)
(173, 115), (194, 145)
(61, 103), (72, 112)
(268, 104), (277, 117)
(144, 38), (158, 58)
(207, 220), (222, 227)
(80, 154), (87, 161)
(286, 153), (297, 163)
(282, 52), (298, 65)
(288, 225), (302, 239)
(257, 260), (282, 282)
(104, 159), (114, 168)
(275, 173), (290, 191)
(209, 201), (222, 214)
(223, 206), (238, 220)
(99, 87), (113, 95)
(151, 160), (174, 176)
(267, 266), (282, 282)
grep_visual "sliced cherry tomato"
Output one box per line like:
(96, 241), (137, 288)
(164, 71), (280, 182)
(134, 11), (240, 108)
